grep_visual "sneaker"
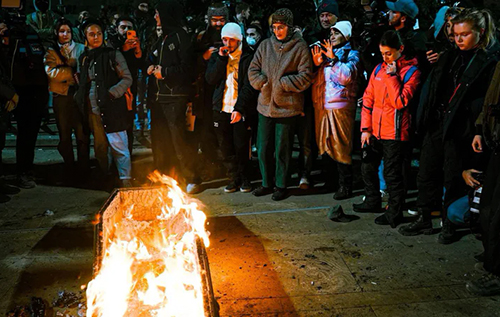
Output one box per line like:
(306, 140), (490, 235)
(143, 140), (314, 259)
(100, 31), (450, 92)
(240, 180), (252, 193)
(186, 183), (202, 194)
(252, 186), (273, 197)
(17, 174), (36, 189)
(352, 201), (382, 213)
(437, 218), (457, 244)
(224, 181), (238, 193)
(272, 187), (288, 201)
(333, 186), (352, 200)
(299, 177), (310, 190)
(466, 273), (500, 296)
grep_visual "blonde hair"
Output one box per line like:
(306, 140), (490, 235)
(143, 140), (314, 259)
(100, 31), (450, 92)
(452, 9), (497, 50)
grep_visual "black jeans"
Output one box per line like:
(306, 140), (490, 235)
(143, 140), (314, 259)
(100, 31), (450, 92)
(361, 139), (407, 221)
(52, 92), (90, 170)
(151, 97), (200, 184)
(213, 111), (250, 182)
(14, 85), (49, 175)
(481, 150), (500, 276)
(416, 126), (468, 218)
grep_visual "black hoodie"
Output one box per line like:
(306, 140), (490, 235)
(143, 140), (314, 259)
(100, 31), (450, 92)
(153, 0), (195, 100)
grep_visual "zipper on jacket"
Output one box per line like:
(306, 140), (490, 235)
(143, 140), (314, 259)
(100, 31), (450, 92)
(155, 35), (174, 101)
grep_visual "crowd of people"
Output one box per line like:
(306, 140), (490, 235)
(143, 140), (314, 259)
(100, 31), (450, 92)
(0, 0), (499, 296)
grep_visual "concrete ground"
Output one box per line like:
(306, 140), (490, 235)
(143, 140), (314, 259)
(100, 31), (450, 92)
(0, 130), (499, 317)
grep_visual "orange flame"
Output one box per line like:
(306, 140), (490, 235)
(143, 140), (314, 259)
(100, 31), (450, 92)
(87, 171), (210, 316)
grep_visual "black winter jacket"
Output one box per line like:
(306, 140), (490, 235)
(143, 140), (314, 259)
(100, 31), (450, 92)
(416, 47), (500, 141)
(205, 46), (258, 121)
(153, 29), (195, 101)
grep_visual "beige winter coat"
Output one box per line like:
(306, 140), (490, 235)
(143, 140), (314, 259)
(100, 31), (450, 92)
(248, 31), (312, 118)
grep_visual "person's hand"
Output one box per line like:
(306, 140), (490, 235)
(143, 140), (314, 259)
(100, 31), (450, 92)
(426, 50), (440, 64)
(60, 43), (71, 57)
(203, 47), (218, 61)
(386, 61), (397, 75)
(462, 169), (482, 188)
(311, 45), (323, 67)
(153, 65), (163, 79)
(5, 93), (18, 112)
(320, 39), (334, 60)
(472, 135), (483, 153)
(0, 23), (8, 36)
(361, 132), (372, 147)
(230, 111), (242, 124)
(219, 46), (230, 57)
(147, 65), (156, 75)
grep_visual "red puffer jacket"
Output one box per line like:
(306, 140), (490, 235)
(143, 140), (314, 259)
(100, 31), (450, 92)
(361, 57), (421, 141)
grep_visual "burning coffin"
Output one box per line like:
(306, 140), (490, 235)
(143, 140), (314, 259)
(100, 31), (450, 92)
(89, 172), (218, 317)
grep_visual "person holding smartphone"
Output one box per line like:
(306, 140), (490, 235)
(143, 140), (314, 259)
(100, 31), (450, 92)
(109, 16), (143, 155)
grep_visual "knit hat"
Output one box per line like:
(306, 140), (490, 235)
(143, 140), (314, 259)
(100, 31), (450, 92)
(207, 2), (229, 19)
(317, 0), (339, 18)
(331, 21), (352, 40)
(385, 0), (419, 19)
(221, 22), (243, 41)
(271, 8), (293, 27)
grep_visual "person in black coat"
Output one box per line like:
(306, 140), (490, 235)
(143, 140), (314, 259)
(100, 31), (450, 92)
(205, 22), (257, 193)
(399, 9), (500, 236)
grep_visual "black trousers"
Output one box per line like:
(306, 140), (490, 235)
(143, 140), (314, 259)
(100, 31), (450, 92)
(416, 126), (468, 218)
(361, 139), (407, 221)
(14, 85), (49, 175)
(52, 92), (90, 170)
(151, 97), (200, 184)
(322, 154), (353, 189)
(481, 150), (500, 276)
(296, 104), (315, 178)
(213, 111), (251, 182)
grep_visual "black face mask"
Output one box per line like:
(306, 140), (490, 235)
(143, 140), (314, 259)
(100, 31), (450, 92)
(35, 0), (49, 13)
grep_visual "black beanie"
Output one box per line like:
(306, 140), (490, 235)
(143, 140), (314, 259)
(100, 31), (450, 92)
(317, 0), (339, 18)
(207, 2), (229, 20)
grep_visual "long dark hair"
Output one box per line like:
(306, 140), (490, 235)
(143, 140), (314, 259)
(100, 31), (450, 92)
(53, 17), (74, 44)
(379, 30), (403, 50)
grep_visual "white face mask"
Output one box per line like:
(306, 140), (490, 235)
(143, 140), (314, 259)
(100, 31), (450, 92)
(246, 36), (256, 46)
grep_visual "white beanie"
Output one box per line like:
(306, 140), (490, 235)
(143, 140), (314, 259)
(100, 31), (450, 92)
(331, 21), (352, 40)
(221, 22), (243, 41)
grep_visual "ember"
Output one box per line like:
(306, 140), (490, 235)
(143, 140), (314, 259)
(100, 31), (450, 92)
(87, 172), (217, 316)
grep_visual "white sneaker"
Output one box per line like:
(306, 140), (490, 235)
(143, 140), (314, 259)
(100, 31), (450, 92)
(299, 177), (310, 190)
(186, 183), (201, 194)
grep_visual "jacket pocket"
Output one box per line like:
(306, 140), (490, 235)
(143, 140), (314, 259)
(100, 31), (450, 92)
(259, 83), (271, 105)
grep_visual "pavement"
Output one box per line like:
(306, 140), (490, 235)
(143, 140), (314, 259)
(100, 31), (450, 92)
(0, 129), (499, 316)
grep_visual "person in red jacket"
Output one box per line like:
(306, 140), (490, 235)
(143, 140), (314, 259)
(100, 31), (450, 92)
(353, 30), (421, 228)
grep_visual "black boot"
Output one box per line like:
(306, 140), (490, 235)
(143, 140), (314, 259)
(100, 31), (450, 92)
(437, 218), (457, 244)
(333, 186), (352, 200)
(353, 200), (382, 213)
(398, 212), (433, 236)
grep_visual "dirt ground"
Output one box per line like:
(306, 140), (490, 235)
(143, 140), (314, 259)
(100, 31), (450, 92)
(0, 133), (499, 317)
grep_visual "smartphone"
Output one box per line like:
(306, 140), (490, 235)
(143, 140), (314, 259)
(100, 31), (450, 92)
(127, 30), (137, 40)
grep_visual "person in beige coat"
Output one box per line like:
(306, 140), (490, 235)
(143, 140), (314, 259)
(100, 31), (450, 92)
(248, 8), (312, 201)
(44, 18), (88, 182)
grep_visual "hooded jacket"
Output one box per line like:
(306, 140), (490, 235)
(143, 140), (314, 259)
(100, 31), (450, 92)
(153, 0), (195, 100)
(248, 31), (313, 118)
(27, 0), (59, 45)
(361, 56), (421, 141)
(205, 43), (258, 120)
